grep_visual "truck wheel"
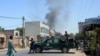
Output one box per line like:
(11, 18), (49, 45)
(35, 47), (41, 53)
(62, 47), (68, 53)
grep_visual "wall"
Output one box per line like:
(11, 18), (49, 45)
(4, 30), (14, 36)
(13, 37), (20, 47)
(14, 30), (20, 37)
(25, 21), (40, 36)
(0, 33), (6, 49)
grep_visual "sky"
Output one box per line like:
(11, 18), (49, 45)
(0, 0), (100, 34)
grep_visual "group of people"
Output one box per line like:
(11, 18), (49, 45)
(74, 40), (85, 51)
(6, 31), (80, 56)
(6, 31), (70, 56)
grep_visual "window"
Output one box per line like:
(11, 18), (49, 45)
(41, 27), (49, 34)
(15, 32), (18, 36)
(48, 40), (52, 43)
(54, 39), (58, 43)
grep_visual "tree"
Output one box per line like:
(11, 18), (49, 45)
(75, 33), (84, 40)
(95, 27), (100, 35)
(88, 27), (100, 52)
(0, 26), (4, 33)
(94, 27), (100, 43)
(16, 27), (23, 36)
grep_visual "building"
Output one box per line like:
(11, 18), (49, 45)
(85, 17), (100, 25)
(25, 21), (50, 41)
(78, 16), (100, 32)
(4, 30), (20, 37)
(78, 22), (85, 32)
(4, 30), (21, 46)
(0, 33), (6, 49)
(49, 29), (55, 36)
(84, 17), (100, 31)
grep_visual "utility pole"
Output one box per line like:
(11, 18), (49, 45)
(22, 16), (25, 47)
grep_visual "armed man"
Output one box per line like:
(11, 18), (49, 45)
(64, 31), (69, 41)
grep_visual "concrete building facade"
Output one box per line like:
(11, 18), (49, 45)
(25, 21), (50, 41)
(0, 33), (6, 49)
(4, 30), (21, 47)
(4, 30), (20, 37)
(78, 22), (85, 32)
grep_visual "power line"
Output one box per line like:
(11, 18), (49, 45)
(2, 24), (22, 28)
(0, 16), (21, 19)
(81, 0), (88, 20)
(85, 0), (94, 17)
(0, 16), (26, 47)
(78, 0), (83, 21)
(81, 0), (94, 19)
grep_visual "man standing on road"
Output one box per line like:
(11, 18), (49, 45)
(28, 38), (35, 54)
(64, 31), (69, 41)
(80, 41), (84, 51)
(75, 40), (78, 50)
(6, 36), (17, 56)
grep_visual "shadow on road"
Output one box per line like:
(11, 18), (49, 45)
(30, 52), (75, 54)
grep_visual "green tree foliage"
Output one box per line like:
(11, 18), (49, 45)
(0, 26), (4, 33)
(88, 28), (100, 51)
(89, 32), (96, 51)
(94, 27), (100, 43)
(75, 33), (84, 40)
(16, 28), (23, 36)
(95, 27), (100, 35)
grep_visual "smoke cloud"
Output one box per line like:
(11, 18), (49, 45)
(46, 0), (70, 32)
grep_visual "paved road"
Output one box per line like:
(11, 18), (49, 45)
(0, 48), (86, 56)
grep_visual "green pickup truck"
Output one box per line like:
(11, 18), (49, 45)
(34, 36), (74, 53)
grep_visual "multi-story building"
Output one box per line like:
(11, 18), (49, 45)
(25, 21), (50, 41)
(78, 16), (100, 33)
(78, 22), (85, 32)
(85, 17), (100, 30)
(85, 17), (100, 25)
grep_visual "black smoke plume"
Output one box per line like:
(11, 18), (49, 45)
(46, 0), (70, 32)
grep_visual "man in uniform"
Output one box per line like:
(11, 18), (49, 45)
(28, 38), (35, 54)
(64, 31), (69, 41)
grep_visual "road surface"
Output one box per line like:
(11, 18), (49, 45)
(0, 48), (86, 56)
